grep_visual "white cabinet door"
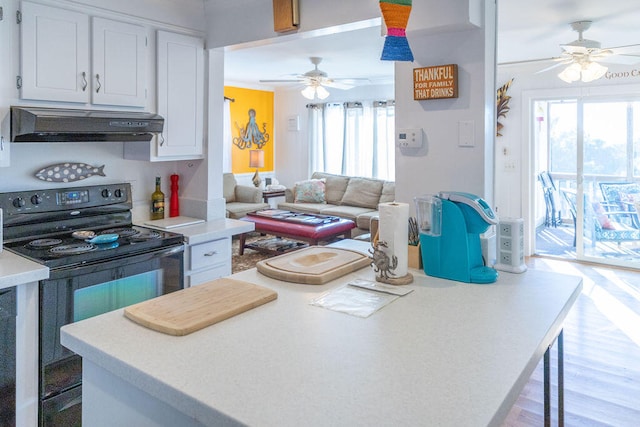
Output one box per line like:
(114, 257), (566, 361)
(20, 1), (90, 103)
(156, 31), (204, 158)
(92, 18), (147, 107)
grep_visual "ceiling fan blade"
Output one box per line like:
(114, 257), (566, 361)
(535, 60), (573, 74)
(593, 54), (640, 65)
(322, 80), (354, 90)
(258, 79), (305, 83)
(498, 56), (565, 66)
(607, 44), (640, 56)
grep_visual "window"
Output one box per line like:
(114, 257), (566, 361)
(307, 100), (395, 180)
(541, 99), (640, 181)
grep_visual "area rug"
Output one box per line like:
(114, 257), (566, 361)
(232, 234), (271, 273)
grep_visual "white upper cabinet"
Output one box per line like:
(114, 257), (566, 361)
(156, 31), (204, 158)
(20, 2), (90, 103)
(20, 2), (147, 108)
(91, 18), (147, 107)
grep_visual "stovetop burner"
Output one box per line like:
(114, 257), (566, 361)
(28, 238), (63, 248)
(100, 227), (140, 238)
(7, 225), (183, 268)
(49, 243), (97, 256)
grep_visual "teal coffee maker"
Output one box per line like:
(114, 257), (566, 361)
(415, 191), (498, 284)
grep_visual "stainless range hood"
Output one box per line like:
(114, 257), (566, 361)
(10, 106), (164, 142)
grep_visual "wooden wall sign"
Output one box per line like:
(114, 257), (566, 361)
(273, 0), (299, 33)
(413, 64), (458, 100)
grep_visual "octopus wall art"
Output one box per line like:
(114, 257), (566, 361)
(233, 108), (270, 149)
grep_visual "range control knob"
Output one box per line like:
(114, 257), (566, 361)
(101, 189), (112, 198)
(114, 188), (123, 198)
(30, 194), (43, 205)
(13, 197), (26, 208)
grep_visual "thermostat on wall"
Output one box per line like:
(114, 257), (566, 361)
(397, 128), (423, 148)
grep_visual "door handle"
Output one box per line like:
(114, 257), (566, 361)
(95, 74), (102, 93)
(81, 72), (87, 92)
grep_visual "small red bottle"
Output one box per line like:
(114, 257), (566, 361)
(169, 174), (180, 217)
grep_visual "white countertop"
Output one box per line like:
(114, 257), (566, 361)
(61, 244), (582, 427)
(0, 249), (49, 290)
(139, 217), (254, 245)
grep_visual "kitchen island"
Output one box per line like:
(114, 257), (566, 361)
(61, 242), (582, 426)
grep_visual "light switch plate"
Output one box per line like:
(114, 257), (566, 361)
(458, 120), (475, 147)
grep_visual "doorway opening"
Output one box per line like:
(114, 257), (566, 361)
(533, 95), (640, 268)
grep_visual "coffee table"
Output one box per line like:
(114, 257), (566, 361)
(239, 212), (356, 255)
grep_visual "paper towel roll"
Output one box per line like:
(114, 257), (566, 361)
(378, 202), (409, 277)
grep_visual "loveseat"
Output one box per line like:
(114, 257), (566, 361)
(277, 172), (395, 237)
(223, 173), (269, 219)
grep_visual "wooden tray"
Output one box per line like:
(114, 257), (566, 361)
(123, 278), (277, 336)
(256, 246), (370, 285)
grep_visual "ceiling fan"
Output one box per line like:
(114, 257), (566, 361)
(506, 21), (640, 83)
(259, 57), (368, 99)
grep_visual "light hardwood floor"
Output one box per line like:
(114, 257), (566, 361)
(503, 256), (640, 426)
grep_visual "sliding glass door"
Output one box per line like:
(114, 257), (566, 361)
(535, 96), (640, 268)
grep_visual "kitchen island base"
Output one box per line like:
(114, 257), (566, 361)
(62, 241), (582, 426)
(82, 361), (239, 427)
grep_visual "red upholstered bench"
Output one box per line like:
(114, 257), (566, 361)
(239, 212), (355, 255)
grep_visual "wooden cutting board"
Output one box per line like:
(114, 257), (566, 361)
(123, 278), (277, 336)
(257, 246), (371, 285)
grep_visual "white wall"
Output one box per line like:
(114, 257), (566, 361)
(395, 3), (496, 212)
(0, 0), (206, 221)
(206, 0), (482, 49)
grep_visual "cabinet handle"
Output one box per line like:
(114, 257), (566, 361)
(159, 133), (165, 146)
(95, 74), (101, 93)
(81, 72), (87, 91)
(204, 251), (218, 256)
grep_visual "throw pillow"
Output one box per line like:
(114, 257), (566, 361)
(294, 179), (326, 203)
(379, 181), (395, 204)
(341, 177), (383, 209)
(222, 174), (236, 203)
(592, 202), (614, 229)
(311, 172), (350, 204)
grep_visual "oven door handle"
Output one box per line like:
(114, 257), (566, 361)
(152, 244), (185, 258)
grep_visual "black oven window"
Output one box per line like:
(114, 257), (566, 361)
(73, 270), (161, 322)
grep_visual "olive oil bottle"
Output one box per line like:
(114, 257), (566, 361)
(150, 177), (165, 220)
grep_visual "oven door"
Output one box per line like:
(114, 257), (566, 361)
(39, 244), (183, 426)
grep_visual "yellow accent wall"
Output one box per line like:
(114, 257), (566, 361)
(224, 86), (274, 174)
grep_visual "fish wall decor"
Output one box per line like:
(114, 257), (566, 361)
(35, 163), (106, 182)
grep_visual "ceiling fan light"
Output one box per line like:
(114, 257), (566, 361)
(301, 85), (316, 100)
(558, 63), (581, 83)
(316, 85), (330, 100)
(581, 61), (608, 82)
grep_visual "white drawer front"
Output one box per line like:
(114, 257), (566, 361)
(188, 264), (231, 287)
(189, 238), (230, 271)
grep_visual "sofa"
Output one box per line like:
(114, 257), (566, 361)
(223, 173), (269, 219)
(277, 172), (395, 237)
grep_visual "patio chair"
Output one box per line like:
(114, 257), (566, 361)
(538, 171), (561, 227)
(598, 182), (640, 228)
(561, 188), (640, 247)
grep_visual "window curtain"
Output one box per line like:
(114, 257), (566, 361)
(307, 100), (395, 180)
(222, 98), (232, 173)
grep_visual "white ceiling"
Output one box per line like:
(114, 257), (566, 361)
(224, 0), (640, 87)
